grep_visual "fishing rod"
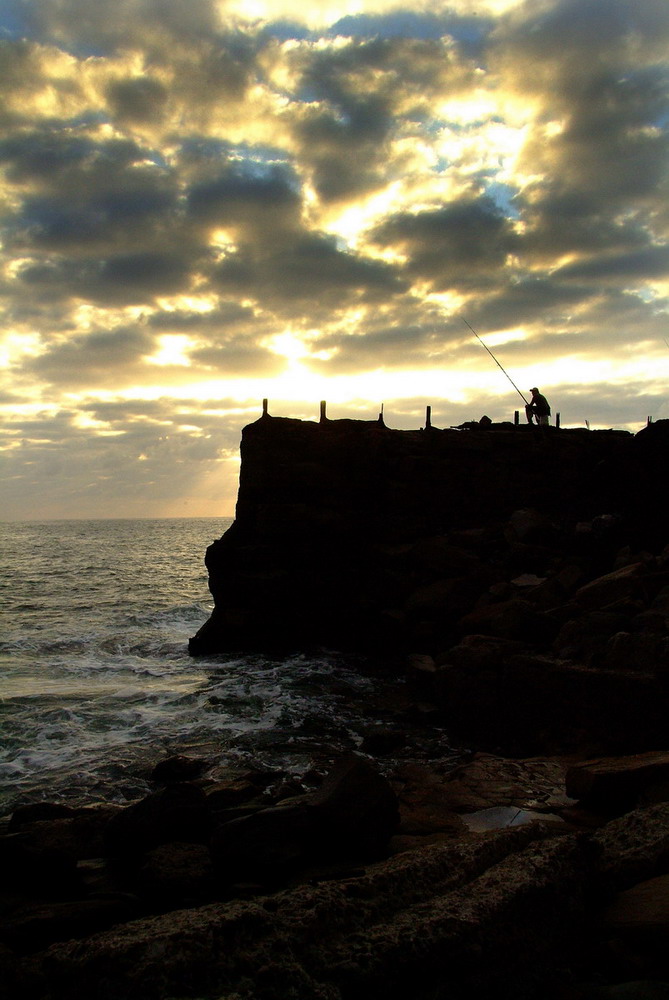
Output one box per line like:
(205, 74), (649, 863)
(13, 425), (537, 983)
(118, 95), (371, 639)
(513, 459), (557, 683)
(460, 316), (530, 406)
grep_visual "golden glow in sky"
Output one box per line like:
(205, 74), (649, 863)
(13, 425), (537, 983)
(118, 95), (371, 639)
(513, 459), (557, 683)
(0, 0), (667, 519)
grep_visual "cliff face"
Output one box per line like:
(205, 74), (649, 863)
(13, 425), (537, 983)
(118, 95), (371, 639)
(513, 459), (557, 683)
(189, 415), (664, 659)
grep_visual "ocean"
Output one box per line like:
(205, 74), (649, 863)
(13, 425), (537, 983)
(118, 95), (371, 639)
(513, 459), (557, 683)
(0, 518), (448, 820)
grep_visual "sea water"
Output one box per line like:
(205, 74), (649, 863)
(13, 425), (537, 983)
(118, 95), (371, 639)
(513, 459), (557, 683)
(1, 518), (447, 818)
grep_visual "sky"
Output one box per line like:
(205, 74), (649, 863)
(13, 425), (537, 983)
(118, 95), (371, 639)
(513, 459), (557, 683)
(1, 0), (668, 519)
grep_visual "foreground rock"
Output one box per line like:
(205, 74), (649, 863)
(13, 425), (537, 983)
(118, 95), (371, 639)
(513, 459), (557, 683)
(37, 830), (593, 1000)
(16, 803), (669, 1000)
(0, 755), (399, 954)
(3, 751), (669, 998)
(210, 754), (400, 882)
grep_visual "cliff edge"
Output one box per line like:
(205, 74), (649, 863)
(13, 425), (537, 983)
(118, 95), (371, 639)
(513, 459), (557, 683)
(189, 414), (663, 654)
(189, 415), (669, 754)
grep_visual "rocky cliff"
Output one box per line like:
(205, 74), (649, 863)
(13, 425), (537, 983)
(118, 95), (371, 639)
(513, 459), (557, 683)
(190, 415), (669, 754)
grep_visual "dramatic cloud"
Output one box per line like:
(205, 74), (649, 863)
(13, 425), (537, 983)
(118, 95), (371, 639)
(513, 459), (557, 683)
(1, 0), (668, 518)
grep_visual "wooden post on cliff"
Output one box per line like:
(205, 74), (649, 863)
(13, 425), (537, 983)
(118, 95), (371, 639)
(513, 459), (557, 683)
(514, 410), (519, 426)
(556, 412), (560, 429)
(320, 400), (327, 423)
(425, 405), (431, 429)
(262, 398), (268, 417)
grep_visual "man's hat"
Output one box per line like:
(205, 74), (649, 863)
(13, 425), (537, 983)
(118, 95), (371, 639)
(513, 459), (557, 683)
(530, 387), (538, 393)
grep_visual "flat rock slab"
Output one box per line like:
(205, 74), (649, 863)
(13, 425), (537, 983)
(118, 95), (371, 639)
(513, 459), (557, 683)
(391, 753), (576, 841)
(402, 752), (574, 807)
(566, 751), (669, 810)
(461, 805), (565, 832)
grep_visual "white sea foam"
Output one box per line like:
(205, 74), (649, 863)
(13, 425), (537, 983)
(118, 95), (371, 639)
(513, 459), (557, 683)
(0, 517), (449, 817)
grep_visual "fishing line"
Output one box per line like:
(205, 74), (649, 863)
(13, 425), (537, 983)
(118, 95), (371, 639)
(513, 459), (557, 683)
(460, 316), (530, 406)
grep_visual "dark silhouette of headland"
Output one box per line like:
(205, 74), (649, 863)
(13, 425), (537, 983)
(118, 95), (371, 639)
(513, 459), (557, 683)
(190, 408), (669, 752)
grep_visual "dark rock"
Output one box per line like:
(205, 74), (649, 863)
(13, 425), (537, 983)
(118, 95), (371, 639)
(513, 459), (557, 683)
(406, 652), (437, 677)
(0, 833), (80, 896)
(150, 755), (209, 784)
(553, 610), (634, 665)
(593, 803), (669, 890)
(185, 414), (669, 756)
(309, 753), (400, 858)
(0, 943), (23, 999)
(205, 776), (266, 811)
(604, 873), (669, 935)
(0, 896), (139, 953)
(104, 783), (211, 860)
(210, 798), (316, 883)
(602, 877), (669, 987)
(408, 537), (482, 577)
(188, 418), (648, 656)
(650, 585), (669, 624)
(458, 598), (557, 645)
(505, 507), (557, 545)
(210, 754), (399, 883)
(390, 763), (467, 836)
(15, 796), (669, 999)
(600, 631), (669, 673)
(566, 753), (669, 813)
(359, 727), (407, 756)
(434, 654), (668, 756)
(435, 633), (527, 670)
(8, 803), (76, 831)
(138, 842), (214, 902)
(573, 563), (654, 612)
(574, 983), (669, 999)
(8, 806), (121, 862)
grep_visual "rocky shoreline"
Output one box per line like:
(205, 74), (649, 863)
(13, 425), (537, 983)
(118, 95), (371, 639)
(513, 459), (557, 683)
(4, 416), (669, 998)
(3, 746), (669, 998)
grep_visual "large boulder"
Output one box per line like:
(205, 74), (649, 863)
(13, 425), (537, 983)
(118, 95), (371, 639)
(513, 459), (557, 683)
(210, 798), (317, 883)
(553, 610), (634, 664)
(458, 598), (557, 645)
(150, 755), (209, 784)
(104, 783), (211, 860)
(308, 752), (400, 857)
(210, 754), (399, 883)
(573, 562), (655, 612)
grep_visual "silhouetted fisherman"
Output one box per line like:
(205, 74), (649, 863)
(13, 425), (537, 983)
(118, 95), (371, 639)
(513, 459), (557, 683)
(526, 387), (551, 426)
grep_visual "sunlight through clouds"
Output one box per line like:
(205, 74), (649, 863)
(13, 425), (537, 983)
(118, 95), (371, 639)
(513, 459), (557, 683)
(147, 335), (193, 366)
(0, 0), (667, 518)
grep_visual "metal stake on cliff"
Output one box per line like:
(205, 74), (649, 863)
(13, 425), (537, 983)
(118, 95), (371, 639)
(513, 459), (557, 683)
(461, 317), (530, 408)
